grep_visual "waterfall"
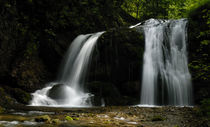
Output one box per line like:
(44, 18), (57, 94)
(30, 32), (104, 107)
(133, 19), (192, 106)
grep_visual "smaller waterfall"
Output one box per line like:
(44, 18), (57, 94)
(30, 32), (104, 107)
(133, 19), (192, 106)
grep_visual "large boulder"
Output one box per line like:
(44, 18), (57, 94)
(47, 84), (66, 100)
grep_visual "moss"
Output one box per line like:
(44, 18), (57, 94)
(151, 115), (166, 121)
(73, 117), (79, 120)
(65, 116), (73, 121)
(0, 115), (28, 121)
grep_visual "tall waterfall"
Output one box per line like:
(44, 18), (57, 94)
(30, 32), (104, 107)
(135, 19), (192, 106)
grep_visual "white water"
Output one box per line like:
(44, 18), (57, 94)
(30, 32), (104, 107)
(134, 19), (192, 106)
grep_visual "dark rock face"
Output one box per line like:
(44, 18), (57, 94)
(86, 81), (122, 106)
(0, 87), (17, 108)
(86, 28), (144, 105)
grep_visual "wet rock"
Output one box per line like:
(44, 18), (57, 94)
(85, 28), (144, 105)
(47, 84), (66, 100)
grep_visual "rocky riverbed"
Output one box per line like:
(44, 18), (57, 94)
(0, 106), (209, 127)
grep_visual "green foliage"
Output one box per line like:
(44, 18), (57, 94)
(188, 2), (210, 82)
(189, 61), (210, 81)
(200, 98), (210, 117)
(184, 0), (210, 13)
(122, 0), (210, 20)
(122, 0), (169, 20)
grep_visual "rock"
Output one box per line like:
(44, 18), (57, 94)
(47, 84), (67, 100)
(73, 117), (79, 120)
(52, 119), (61, 125)
(3, 86), (31, 104)
(34, 115), (51, 123)
(86, 81), (123, 106)
(121, 81), (140, 98)
(85, 28), (144, 105)
(88, 28), (144, 84)
(0, 87), (17, 108)
(11, 57), (49, 92)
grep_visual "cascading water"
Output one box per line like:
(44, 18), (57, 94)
(30, 32), (104, 107)
(133, 19), (192, 106)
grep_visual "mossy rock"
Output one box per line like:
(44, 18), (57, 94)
(12, 88), (31, 104)
(35, 115), (51, 123)
(52, 119), (61, 125)
(0, 87), (17, 108)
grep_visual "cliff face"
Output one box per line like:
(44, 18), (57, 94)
(0, 0), (209, 107)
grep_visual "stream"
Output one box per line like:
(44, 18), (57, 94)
(0, 106), (208, 127)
